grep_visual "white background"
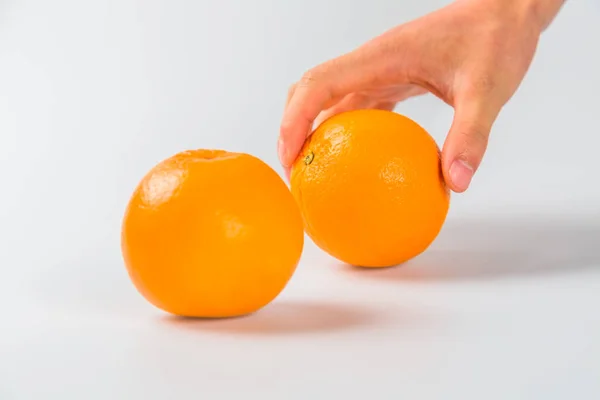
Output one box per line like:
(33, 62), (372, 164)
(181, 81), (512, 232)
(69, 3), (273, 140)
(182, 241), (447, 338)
(1, 0), (599, 399)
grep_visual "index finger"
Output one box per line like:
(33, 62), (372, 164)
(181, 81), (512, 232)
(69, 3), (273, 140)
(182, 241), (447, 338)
(278, 74), (333, 167)
(278, 51), (385, 168)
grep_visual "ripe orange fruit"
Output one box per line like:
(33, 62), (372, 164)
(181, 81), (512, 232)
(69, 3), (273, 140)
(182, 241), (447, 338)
(121, 150), (304, 318)
(290, 109), (450, 268)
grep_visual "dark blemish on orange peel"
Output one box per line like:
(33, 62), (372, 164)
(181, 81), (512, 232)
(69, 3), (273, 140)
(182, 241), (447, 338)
(304, 151), (314, 165)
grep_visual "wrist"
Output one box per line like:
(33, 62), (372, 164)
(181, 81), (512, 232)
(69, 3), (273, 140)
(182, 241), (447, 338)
(521, 0), (565, 31)
(478, 0), (565, 32)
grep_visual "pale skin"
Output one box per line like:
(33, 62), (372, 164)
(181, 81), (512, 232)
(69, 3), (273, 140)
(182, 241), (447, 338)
(278, 0), (566, 193)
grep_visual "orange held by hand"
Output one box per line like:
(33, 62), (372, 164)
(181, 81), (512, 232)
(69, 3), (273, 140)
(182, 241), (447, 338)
(290, 110), (450, 268)
(121, 150), (304, 318)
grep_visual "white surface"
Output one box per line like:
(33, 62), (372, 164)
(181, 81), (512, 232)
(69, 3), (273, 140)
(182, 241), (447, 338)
(1, 1), (599, 399)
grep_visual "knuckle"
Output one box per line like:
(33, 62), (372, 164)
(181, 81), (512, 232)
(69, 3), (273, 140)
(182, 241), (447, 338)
(299, 69), (321, 87)
(297, 67), (333, 103)
(287, 83), (297, 96)
(474, 122), (491, 142)
(452, 117), (490, 145)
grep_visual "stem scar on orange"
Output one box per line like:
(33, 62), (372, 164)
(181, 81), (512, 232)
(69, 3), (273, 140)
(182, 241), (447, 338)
(121, 150), (304, 318)
(290, 109), (450, 268)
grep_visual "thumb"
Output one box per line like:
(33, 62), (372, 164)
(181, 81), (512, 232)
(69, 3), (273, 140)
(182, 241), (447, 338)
(441, 98), (500, 193)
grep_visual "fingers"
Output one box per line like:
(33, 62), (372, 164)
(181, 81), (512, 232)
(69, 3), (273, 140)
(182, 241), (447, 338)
(279, 49), (406, 167)
(285, 83), (296, 110)
(312, 93), (375, 129)
(312, 84), (425, 130)
(441, 96), (500, 193)
(375, 101), (397, 112)
(278, 75), (334, 167)
(314, 97), (398, 129)
(281, 97), (396, 183)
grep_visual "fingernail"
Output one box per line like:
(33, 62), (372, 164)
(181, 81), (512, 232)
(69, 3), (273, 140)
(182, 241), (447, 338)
(449, 159), (474, 192)
(278, 138), (288, 166)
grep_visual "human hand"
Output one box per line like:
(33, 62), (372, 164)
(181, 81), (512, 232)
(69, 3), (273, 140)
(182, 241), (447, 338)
(278, 0), (564, 192)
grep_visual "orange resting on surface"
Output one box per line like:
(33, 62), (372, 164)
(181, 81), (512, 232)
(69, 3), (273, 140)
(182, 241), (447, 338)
(290, 109), (450, 268)
(121, 150), (304, 318)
